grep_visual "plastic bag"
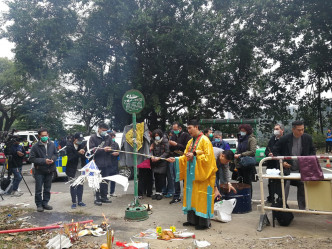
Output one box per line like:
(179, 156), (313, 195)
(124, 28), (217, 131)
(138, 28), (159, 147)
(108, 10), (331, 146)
(213, 198), (237, 223)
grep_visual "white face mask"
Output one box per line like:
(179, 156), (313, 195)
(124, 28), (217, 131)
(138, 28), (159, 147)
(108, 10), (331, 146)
(240, 131), (246, 136)
(155, 136), (161, 141)
(274, 130), (281, 136)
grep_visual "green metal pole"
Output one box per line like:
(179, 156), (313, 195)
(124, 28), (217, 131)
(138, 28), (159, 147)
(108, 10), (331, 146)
(132, 113), (138, 205)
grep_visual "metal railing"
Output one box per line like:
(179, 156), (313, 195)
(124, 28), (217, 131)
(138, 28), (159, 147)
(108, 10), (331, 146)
(257, 156), (332, 231)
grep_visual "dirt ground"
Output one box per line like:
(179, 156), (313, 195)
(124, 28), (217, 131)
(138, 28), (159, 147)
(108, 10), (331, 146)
(1, 187), (332, 249)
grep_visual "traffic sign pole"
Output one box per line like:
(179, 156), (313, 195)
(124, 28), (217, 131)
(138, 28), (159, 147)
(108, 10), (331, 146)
(132, 112), (138, 203)
(122, 90), (148, 221)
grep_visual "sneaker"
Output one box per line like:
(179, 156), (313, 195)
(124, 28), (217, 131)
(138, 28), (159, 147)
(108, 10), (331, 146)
(37, 206), (44, 212)
(78, 202), (86, 207)
(43, 204), (53, 210)
(71, 203), (77, 209)
(94, 200), (102, 206)
(156, 194), (163, 200)
(138, 196), (143, 199)
(151, 194), (157, 200)
(11, 191), (23, 197)
(165, 193), (173, 198)
(170, 197), (181, 204)
(110, 194), (117, 197)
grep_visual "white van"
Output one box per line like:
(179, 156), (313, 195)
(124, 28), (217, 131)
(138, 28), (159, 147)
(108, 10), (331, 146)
(14, 131), (39, 149)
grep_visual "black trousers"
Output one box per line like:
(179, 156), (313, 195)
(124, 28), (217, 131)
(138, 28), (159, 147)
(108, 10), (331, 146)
(187, 210), (210, 228)
(70, 184), (83, 203)
(267, 179), (281, 201)
(154, 172), (166, 193)
(138, 168), (153, 196)
(95, 167), (109, 201)
(326, 141), (332, 153)
(237, 166), (256, 197)
(35, 172), (52, 207)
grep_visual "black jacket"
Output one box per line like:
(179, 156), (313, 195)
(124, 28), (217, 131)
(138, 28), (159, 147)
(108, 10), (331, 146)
(264, 135), (281, 169)
(30, 140), (58, 174)
(9, 144), (26, 168)
(65, 142), (86, 178)
(89, 134), (113, 168)
(108, 141), (120, 175)
(273, 132), (316, 174)
(151, 137), (170, 174)
(169, 131), (191, 156)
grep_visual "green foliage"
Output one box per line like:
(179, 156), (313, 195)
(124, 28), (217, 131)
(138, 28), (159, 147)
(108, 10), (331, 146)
(65, 124), (87, 135)
(312, 132), (326, 150)
(1, 0), (331, 135)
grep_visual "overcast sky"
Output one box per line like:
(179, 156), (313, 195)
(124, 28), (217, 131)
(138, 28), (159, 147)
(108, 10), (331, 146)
(0, 0), (14, 59)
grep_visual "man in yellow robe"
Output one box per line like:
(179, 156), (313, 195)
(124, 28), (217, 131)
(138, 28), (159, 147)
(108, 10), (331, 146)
(167, 119), (217, 230)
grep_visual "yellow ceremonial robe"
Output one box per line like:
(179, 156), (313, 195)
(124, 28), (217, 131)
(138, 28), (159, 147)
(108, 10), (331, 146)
(175, 135), (217, 218)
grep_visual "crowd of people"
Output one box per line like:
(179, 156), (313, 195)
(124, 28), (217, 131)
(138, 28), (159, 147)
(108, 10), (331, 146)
(5, 119), (330, 230)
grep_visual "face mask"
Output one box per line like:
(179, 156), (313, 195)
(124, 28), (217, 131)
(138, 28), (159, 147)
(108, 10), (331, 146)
(76, 140), (83, 145)
(155, 136), (160, 141)
(209, 133), (213, 138)
(214, 138), (221, 143)
(100, 131), (108, 137)
(173, 130), (180, 135)
(240, 131), (246, 136)
(41, 136), (48, 143)
(274, 130), (281, 136)
(112, 138), (115, 142)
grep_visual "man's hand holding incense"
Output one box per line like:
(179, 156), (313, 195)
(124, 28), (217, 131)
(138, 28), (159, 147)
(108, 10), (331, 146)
(104, 146), (112, 152)
(185, 152), (194, 162)
(151, 156), (160, 162)
(166, 157), (175, 163)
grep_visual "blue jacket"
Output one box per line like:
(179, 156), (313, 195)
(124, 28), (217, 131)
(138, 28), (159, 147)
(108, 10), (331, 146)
(212, 140), (230, 150)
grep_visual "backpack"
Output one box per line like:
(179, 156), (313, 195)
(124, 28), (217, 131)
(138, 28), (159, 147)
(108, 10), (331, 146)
(0, 177), (13, 194)
(271, 200), (294, 226)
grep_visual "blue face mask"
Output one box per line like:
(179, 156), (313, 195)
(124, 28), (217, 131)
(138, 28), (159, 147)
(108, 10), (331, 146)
(155, 136), (160, 141)
(214, 138), (221, 143)
(100, 131), (108, 137)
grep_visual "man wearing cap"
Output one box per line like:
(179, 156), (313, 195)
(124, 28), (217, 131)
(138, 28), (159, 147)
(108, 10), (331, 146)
(66, 133), (86, 209)
(89, 122), (114, 205)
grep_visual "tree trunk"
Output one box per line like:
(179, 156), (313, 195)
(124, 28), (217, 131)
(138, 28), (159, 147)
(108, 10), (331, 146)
(0, 115), (3, 131)
(317, 77), (323, 134)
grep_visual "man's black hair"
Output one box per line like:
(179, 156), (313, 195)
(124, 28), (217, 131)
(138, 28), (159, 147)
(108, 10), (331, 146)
(172, 121), (181, 128)
(292, 120), (304, 128)
(38, 128), (48, 135)
(222, 150), (235, 161)
(203, 128), (210, 135)
(98, 122), (109, 130)
(188, 119), (199, 126)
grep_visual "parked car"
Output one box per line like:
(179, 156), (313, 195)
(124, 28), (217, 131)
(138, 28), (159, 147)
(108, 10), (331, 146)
(30, 154), (68, 182)
(0, 151), (6, 165)
(223, 138), (266, 164)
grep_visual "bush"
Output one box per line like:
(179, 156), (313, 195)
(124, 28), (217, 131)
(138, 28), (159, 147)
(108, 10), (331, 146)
(312, 132), (326, 150)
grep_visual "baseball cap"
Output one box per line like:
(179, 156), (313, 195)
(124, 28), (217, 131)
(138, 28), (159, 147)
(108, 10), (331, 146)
(74, 132), (84, 141)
